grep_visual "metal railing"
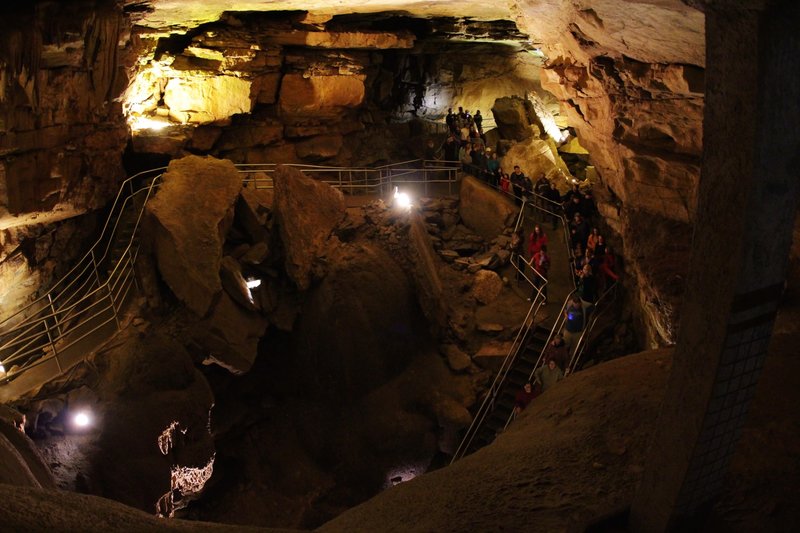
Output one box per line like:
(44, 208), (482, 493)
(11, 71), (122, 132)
(236, 159), (462, 196)
(567, 282), (619, 375)
(0, 159), (462, 387)
(500, 288), (578, 432)
(451, 176), (597, 459)
(450, 257), (548, 462)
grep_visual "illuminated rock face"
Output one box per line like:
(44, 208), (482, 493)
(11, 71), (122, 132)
(163, 75), (252, 124)
(279, 74), (366, 115)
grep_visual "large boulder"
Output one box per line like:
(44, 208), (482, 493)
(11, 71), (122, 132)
(458, 176), (517, 240)
(0, 409), (55, 489)
(491, 96), (538, 141)
(501, 137), (573, 191)
(147, 155), (242, 316)
(273, 164), (345, 290)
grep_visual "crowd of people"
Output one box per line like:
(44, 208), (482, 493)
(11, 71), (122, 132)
(434, 105), (621, 419)
(510, 181), (620, 417)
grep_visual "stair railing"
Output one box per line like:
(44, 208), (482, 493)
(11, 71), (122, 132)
(450, 184), (577, 461)
(450, 272), (547, 463)
(0, 160), (462, 387)
(567, 282), (619, 375)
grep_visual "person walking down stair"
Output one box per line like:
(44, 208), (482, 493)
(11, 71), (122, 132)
(514, 382), (540, 415)
(534, 358), (564, 392)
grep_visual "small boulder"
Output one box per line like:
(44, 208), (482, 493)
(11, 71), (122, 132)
(471, 270), (503, 304)
(240, 242), (269, 265)
(434, 396), (472, 428)
(193, 294), (268, 374)
(443, 345), (472, 372)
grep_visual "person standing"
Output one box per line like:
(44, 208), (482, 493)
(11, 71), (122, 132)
(530, 244), (550, 303)
(510, 165), (527, 206)
(544, 183), (562, 230)
(486, 150), (500, 186)
(534, 358), (564, 392)
(527, 225), (548, 259)
(446, 108), (457, 135)
(563, 295), (585, 355)
(474, 109), (484, 133)
(510, 227), (526, 281)
(443, 134), (460, 162)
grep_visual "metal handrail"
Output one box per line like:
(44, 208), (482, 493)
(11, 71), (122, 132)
(450, 180), (576, 461)
(567, 282), (619, 375)
(450, 282), (547, 462)
(0, 159), (462, 386)
(501, 288), (578, 431)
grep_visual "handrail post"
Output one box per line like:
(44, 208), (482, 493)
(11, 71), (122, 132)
(107, 279), (121, 331)
(47, 293), (62, 337)
(43, 319), (63, 373)
(90, 249), (102, 288)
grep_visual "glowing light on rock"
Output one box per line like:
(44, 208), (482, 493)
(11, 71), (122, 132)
(246, 279), (261, 289)
(528, 91), (568, 144)
(158, 420), (188, 455)
(394, 187), (412, 209)
(384, 462), (427, 489)
(129, 116), (171, 132)
(156, 416), (215, 518)
(72, 411), (91, 428)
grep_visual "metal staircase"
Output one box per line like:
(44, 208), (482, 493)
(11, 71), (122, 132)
(451, 186), (596, 462)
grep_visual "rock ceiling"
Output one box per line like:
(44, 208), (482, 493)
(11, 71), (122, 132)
(123, 0), (705, 66)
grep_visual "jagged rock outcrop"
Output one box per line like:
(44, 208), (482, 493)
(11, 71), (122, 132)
(273, 164), (345, 290)
(501, 137), (572, 187)
(146, 156), (242, 316)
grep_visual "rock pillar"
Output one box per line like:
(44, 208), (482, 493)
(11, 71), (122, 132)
(629, 1), (800, 530)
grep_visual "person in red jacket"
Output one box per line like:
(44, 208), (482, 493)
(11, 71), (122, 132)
(530, 244), (550, 303)
(514, 382), (540, 414)
(527, 225), (548, 258)
(600, 245), (620, 291)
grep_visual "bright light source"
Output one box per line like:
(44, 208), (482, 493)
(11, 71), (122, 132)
(394, 187), (412, 209)
(73, 411), (92, 429)
(129, 115), (171, 132)
(246, 279), (262, 289)
(0, 364), (5, 374)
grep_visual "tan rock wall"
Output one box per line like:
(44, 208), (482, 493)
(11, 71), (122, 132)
(459, 176), (517, 240)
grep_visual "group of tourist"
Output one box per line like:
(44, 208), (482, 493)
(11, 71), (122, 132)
(510, 182), (620, 416)
(436, 106), (622, 417)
